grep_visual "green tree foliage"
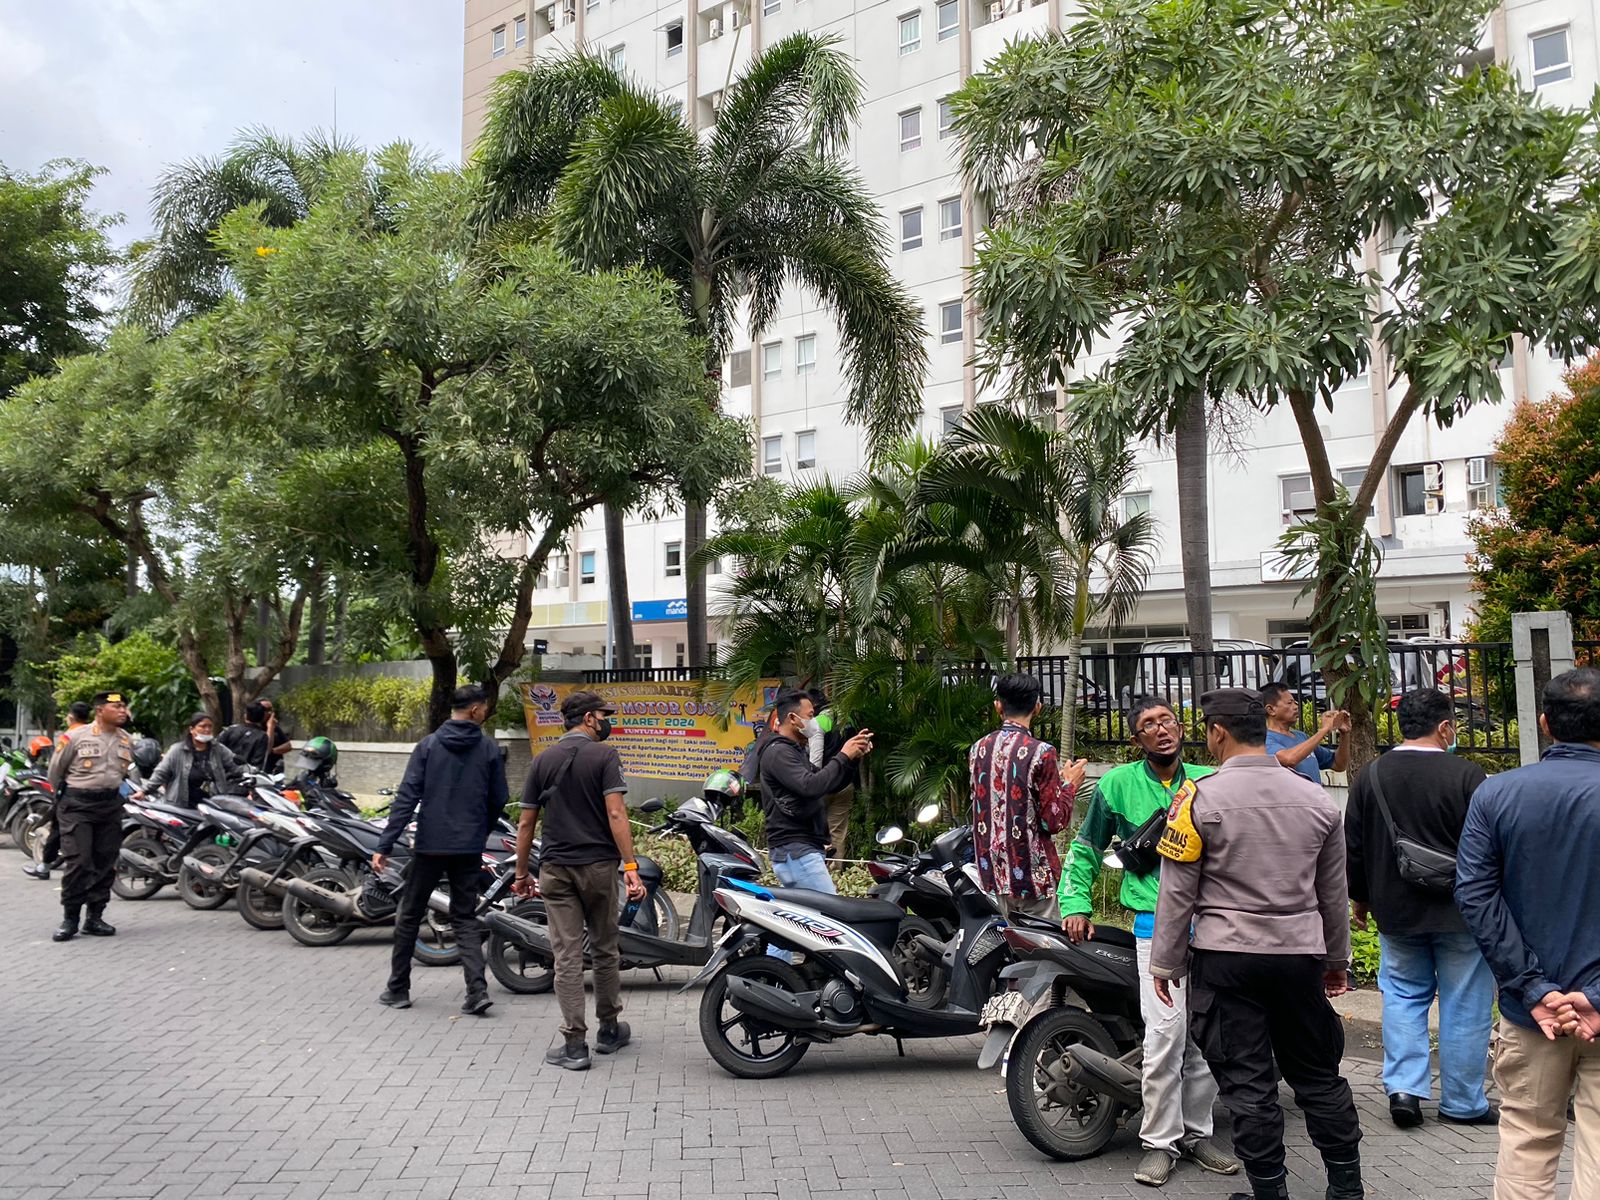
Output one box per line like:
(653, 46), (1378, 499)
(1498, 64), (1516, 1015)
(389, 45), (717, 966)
(953, 0), (1600, 767)
(50, 630), (198, 741)
(166, 146), (745, 727)
(0, 159), (118, 398)
(1470, 358), (1600, 643)
(475, 36), (929, 668)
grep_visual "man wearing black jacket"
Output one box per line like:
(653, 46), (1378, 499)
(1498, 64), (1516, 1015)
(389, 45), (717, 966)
(374, 684), (508, 1015)
(759, 690), (872, 894)
(1346, 688), (1491, 1130)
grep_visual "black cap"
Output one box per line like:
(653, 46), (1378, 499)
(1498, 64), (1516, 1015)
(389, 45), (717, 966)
(561, 690), (616, 722)
(91, 691), (128, 706)
(1199, 688), (1265, 718)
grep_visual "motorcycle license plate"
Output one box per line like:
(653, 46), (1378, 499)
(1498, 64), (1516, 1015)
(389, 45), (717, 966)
(980, 990), (1028, 1029)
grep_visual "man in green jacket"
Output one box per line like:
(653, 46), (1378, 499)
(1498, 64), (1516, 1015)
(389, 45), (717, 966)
(1059, 695), (1238, 1188)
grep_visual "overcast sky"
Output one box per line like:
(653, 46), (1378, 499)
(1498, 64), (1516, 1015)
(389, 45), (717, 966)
(0, 0), (462, 244)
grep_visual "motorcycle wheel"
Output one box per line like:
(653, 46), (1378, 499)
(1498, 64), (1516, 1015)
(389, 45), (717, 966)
(412, 894), (464, 968)
(177, 843), (235, 911)
(891, 915), (949, 1009)
(236, 869), (289, 931)
(625, 890), (681, 940)
(487, 900), (554, 994)
(113, 830), (168, 900)
(698, 954), (811, 1079)
(281, 864), (357, 947)
(8, 802), (39, 850)
(1007, 1007), (1123, 1162)
(19, 813), (50, 862)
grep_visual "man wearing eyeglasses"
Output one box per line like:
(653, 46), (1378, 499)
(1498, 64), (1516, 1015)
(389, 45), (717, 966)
(1059, 695), (1239, 1188)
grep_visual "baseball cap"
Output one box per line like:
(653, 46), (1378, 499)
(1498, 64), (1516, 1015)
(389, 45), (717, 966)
(560, 690), (617, 722)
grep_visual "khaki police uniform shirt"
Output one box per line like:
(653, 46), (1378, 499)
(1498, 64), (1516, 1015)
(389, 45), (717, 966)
(47, 724), (136, 794)
(1150, 752), (1351, 980)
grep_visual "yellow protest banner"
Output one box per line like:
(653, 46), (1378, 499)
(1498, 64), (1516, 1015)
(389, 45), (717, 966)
(520, 679), (783, 785)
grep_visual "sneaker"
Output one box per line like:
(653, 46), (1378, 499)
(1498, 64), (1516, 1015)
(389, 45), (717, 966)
(595, 1020), (632, 1055)
(1182, 1138), (1240, 1175)
(1134, 1149), (1174, 1187)
(1389, 1092), (1424, 1129)
(461, 992), (494, 1016)
(378, 989), (412, 1009)
(545, 1036), (591, 1071)
(1439, 1105), (1499, 1126)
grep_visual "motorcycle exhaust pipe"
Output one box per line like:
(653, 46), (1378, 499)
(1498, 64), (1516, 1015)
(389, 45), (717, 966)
(485, 910), (552, 953)
(910, 932), (948, 964)
(279, 875), (358, 918)
(119, 847), (164, 873)
(1064, 1044), (1143, 1108)
(237, 866), (280, 893)
(182, 854), (227, 882)
(426, 889), (453, 917)
(725, 976), (823, 1030)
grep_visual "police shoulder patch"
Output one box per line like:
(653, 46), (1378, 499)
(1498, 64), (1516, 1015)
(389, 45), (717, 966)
(1155, 778), (1203, 863)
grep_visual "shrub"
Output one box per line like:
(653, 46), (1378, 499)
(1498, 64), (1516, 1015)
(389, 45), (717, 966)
(275, 675), (431, 739)
(1350, 925), (1381, 985)
(49, 631), (198, 741)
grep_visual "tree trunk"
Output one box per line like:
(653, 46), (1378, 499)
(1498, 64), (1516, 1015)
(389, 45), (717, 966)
(606, 502), (637, 670)
(418, 621), (458, 732)
(1174, 397), (1218, 697)
(480, 525), (568, 716)
(331, 586), (349, 663)
(124, 497), (143, 598)
(684, 500), (708, 668)
(307, 575), (327, 666)
(1060, 631), (1084, 759)
(254, 596), (271, 668)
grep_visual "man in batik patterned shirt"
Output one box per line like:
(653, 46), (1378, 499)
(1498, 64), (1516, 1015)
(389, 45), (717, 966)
(969, 673), (1087, 919)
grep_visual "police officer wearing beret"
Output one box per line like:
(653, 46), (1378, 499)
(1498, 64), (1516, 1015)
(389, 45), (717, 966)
(1149, 689), (1364, 1200)
(45, 691), (140, 942)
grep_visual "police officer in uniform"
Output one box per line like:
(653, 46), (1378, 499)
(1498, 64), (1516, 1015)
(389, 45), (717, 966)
(1149, 689), (1364, 1200)
(46, 691), (139, 942)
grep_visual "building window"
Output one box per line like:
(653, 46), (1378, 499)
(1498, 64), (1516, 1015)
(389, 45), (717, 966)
(796, 333), (816, 373)
(1394, 464), (1437, 517)
(762, 435), (783, 475)
(635, 643), (653, 669)
(900, 207), (923, 251)
(1531, 27), (1572, 88)
(492, 25), (508, 57)
(729, 349), (751, 388)
(762, 341), (782, 380)
(664, 541), (683, 577)
(536, 552), (569, 590)
(938, 300), (963, 345)
(675, 642), (686, 668)
(1121, 492), (1152, 523)
(764, 0), (781, 13)
(1338, 467), (1375, 517)
(940, 404), (963, 437)
(708, 556), (724, 575)
(587, 0), (599, 10)
(899, 107), (922, 152)
(936, 0), (957, 40)
(666, 97), (684, 122)
(796, 429), (817, 469)
(665, 21), (684, 56)
(899, 12), (922, 55)
(1280, 474), (1315, 525)
(938, 97), (955, 139)
(707, 642), (719, 665)
(608, 44), (625, 71)
(938, 196), (962, 241)
(514, 15), (528, 47)
(579, 550), (597, 585)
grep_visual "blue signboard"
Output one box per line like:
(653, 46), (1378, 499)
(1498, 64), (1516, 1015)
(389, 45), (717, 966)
(631, 597), (689, 623)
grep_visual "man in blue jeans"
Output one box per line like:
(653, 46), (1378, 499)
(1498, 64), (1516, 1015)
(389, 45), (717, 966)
(758, 690), (872, 897)
(1345, 688), (1492, 1128)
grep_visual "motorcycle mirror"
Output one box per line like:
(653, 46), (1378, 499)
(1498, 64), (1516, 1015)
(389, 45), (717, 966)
(876, 824), (905, 846)
(914, 802), (941, 825)
(637, 797), (665, 813)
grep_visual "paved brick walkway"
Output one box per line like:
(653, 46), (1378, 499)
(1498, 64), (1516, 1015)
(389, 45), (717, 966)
(0, 868), (1573, 1199)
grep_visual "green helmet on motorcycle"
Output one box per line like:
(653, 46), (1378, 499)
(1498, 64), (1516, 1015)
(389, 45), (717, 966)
(703, 768), (743, 804)
(301, 735), (338, 766)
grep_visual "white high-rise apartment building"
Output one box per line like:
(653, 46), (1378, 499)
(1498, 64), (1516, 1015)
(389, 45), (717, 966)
(462, 0), (1596, 662)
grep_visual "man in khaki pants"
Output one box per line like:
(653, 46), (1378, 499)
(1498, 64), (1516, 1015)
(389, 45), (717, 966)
(1457, 667), (1600, 1199)
(514, 691), (646, 1071)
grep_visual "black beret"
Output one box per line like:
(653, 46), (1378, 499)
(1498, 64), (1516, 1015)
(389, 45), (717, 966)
(1199, 688), (1265, 718)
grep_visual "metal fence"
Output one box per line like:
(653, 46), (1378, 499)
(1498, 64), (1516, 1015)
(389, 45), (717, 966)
(585, 640), (1523, 763)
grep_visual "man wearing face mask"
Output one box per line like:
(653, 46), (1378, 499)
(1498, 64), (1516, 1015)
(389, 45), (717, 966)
(759, 689), (873, 894)
(1345, 688), (1492, 1131)
(1150, 689), (1363, 1200)
(514, 691), (645, 1070)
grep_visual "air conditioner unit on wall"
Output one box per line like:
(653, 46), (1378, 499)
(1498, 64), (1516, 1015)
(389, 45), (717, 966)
(710, 17), (723, 36)
(989, 1), (1004, 20)
(1466, 455), (1488, 487)
(1424, 494), (1445, 516)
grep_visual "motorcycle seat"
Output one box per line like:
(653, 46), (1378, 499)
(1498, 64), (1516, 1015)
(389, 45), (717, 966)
(140, 800), (202, 822)
(763, 888), (908, 926)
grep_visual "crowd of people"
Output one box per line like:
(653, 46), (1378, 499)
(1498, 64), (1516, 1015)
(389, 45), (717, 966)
(20, 665), (1599, 1200)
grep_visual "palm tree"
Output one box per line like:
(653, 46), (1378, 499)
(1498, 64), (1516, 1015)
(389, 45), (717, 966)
(474, 34), (929, 668)
(126, 127), (357, 331)
(918, 406), (1156, 756)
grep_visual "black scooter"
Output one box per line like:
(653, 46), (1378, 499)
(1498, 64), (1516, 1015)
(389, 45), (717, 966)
(975, 919), (1145, 1161)
(865, 810), (960, 1008)
(688, 825), (1012, 1079)
(483, 794), (762, 994)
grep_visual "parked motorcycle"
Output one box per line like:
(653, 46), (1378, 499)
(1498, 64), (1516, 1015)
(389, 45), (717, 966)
(689, 824), (1012, 1079)
(483, 793), (758, 994)
(975, 919), (1145, 1161)
(865, 807), (960, 1008)
(1, 767), (53, 853)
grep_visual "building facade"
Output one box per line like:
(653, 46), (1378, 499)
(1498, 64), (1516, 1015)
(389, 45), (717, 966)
(461, 0), (1596, 662)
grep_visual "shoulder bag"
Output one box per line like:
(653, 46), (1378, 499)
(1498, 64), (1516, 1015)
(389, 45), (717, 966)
(1366, 755), (1458, 895)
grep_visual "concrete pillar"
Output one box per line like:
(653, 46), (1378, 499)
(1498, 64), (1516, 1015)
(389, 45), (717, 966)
(1511, 610), (1575, 765)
